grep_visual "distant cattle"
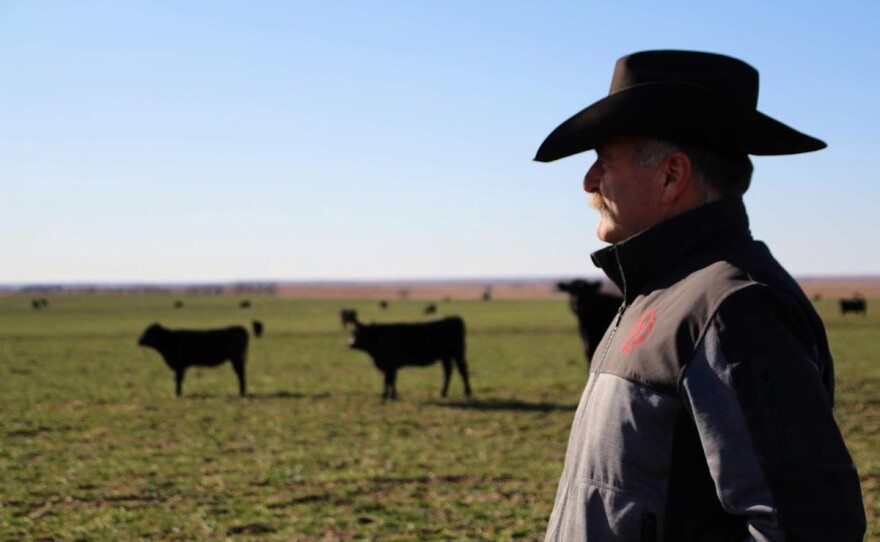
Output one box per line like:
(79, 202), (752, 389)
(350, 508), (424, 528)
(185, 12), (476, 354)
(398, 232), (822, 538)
(138, 323), (253, 397)
(173, 300), (184, 309)
(424, 303), (437, 315)
(839, 296), (867, 316)
(239, 300), (252, 309)
(557, 279), (622, 365)
(346, 316), (472, 400)
(31, 298), (49, 310)
(340, 308), (359, 329)
(379, 300), (389, 310)
(251, 319), (264, 338)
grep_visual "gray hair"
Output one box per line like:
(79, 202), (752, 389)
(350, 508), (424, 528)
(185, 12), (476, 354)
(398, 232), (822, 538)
(631, 137), (753, 201)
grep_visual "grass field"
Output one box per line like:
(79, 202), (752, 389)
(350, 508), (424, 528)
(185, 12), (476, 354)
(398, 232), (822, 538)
(0, 293), (877, 541)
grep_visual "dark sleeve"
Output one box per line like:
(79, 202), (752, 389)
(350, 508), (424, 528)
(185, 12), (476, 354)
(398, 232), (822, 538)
(680, 285), (865, 542)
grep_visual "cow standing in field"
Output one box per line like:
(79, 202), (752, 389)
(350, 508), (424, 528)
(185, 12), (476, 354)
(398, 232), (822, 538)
(557, 279), (623, 365)
(346, 316), (472, 400)
(138, 323), (251, 397)
(839, 296), (867, 316)
(340, 308), (359, 328)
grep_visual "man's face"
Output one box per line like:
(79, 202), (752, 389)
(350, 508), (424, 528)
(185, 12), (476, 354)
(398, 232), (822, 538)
(583, 136), (667, 244)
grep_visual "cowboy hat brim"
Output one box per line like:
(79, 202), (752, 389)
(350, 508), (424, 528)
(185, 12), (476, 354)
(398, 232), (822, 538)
(534, 82), (826, 162)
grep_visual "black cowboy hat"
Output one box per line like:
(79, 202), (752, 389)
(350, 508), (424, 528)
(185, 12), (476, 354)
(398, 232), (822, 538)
(534, 50), (826, 162)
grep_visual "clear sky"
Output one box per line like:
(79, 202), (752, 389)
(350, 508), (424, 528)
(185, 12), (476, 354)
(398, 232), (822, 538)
(2, 1), (878, 284)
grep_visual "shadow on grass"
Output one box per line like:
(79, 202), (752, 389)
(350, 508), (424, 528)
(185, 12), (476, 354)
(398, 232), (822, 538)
(429, 397), (577, 412)
(183, 391), (331, 401)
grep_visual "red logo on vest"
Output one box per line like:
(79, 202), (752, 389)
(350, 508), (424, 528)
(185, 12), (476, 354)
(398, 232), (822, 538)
(622, 308), (657, 353)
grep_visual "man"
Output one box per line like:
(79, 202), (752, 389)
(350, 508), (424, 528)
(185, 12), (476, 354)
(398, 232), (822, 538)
(535, 50), (865, 541)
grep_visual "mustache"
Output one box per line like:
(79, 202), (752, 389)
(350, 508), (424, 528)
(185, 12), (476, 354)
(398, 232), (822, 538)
(590, 193), (608, 214)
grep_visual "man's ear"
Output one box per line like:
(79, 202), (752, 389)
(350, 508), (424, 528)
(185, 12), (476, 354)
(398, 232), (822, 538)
(659, 151), (695, 207)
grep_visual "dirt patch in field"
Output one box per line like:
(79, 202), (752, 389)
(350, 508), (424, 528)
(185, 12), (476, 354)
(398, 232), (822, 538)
(274, 279), (573, 300)
(797, 278), (880, 299)
(274, 277), (880, 301)
(4, 276), (877, 300)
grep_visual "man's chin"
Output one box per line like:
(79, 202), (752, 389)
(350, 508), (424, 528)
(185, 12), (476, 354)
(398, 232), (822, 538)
(596, 222), (622, 244)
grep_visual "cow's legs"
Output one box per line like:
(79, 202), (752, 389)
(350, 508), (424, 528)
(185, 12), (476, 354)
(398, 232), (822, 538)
(383, 369), (398, 400)
(440, 358), (453, 397)
(455, 356), (473, 397)
(175, 369), (185, 397)
(232, 357), (246, 397)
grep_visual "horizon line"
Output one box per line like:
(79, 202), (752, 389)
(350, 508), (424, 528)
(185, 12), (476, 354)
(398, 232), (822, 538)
(3, 273), (880, 290)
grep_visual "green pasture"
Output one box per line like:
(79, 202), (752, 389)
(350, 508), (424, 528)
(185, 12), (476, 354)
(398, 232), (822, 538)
(0, 293), (877, 541)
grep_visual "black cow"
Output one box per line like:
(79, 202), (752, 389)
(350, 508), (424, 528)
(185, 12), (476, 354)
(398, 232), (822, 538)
(340, 308), (359, 329)
(138, 323), (251, 397)
(424, 303), (437, 315)
(347, 316), (472, 400)
(839, 296), (867, 316)
(557, 279), (622, 365)
(251, 319), (264, 338)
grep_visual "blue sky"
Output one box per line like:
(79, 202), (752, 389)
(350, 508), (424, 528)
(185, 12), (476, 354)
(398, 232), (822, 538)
(1, 1), (878, 284)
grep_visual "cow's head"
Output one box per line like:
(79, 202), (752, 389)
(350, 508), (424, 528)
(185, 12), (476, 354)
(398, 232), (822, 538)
(138, 323), (163, 347)
(557, 280), (603, 313)
(556, 279), (602, 296)
(346, 322), (372, 350)
(340, 308), (359, 329)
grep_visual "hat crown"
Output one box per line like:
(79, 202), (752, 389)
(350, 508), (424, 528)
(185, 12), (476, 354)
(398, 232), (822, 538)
(610, 50), (759, 110)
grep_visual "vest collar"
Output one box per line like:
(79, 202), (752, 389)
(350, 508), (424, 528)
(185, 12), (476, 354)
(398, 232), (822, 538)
(591, 198), (752, 302)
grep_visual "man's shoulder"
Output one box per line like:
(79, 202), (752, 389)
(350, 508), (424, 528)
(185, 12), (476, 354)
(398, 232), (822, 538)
(662, 260), (759, 319)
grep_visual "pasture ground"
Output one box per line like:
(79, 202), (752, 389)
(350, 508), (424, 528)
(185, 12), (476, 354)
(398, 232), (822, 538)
(0, 290), (877, 541)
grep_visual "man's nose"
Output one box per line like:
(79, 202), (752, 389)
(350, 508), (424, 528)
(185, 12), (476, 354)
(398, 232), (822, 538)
(583, 163), (601, 193)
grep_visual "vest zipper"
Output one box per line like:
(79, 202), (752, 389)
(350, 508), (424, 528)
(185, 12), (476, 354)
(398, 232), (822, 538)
(594, 246), (628, 372)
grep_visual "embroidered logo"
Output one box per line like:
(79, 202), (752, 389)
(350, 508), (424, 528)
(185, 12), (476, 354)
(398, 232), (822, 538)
(622, 308), (657, 353)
